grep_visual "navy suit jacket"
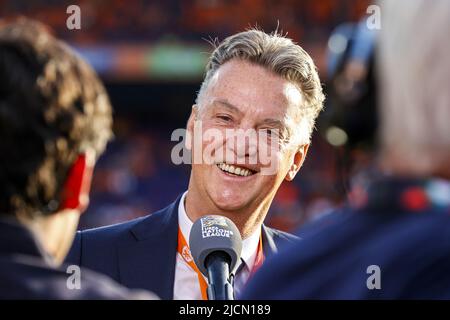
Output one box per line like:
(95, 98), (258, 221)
(242, 177), (450, 299)
(66, 195), (298, 300)
(0, 219), (152, 299)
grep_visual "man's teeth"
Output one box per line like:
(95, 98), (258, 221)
(217, 163), (253, 177)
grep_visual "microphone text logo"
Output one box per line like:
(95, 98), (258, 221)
(201, 216), (234, 238)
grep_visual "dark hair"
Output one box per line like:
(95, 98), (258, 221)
(0, 18), (113, 217)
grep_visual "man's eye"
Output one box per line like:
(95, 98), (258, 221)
(217, 115), (232, 122)
(262, 129), (278, 137)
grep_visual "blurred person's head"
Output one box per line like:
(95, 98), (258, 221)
(378, 0), (450, 179)
(185, 29), (324, 237)
(0, 18), (113, 264)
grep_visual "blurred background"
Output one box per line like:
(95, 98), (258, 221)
(1, 0), (374, 231)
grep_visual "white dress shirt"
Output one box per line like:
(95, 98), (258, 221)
(173, 191), (261, 300)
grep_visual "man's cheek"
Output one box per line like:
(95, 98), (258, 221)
(192, 125), (223, 165)
(202, 129), (225, 165)
(260, 156), (281, 176)
(259, 144), (282, 176)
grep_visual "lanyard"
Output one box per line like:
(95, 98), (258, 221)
(177, 226), (264, 300)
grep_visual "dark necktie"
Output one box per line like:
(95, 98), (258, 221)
(232, 258), (249, 299)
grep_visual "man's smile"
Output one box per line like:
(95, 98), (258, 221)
(215, 163), (258, 178)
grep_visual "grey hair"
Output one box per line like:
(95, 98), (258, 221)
(196, 29), (325, 145)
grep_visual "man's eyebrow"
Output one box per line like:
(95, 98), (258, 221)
(212, 99), (243, 115)
(212, 99), (287, 129)
(259, 118), (286, 129)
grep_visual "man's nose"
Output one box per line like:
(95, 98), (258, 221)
(225, 128), (258, 159)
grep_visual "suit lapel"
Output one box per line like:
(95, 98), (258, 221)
(261, 224), (279, 257)
(117, 195), (182, 300)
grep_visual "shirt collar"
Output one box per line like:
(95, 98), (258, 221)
(178, 191), (193, 244)
(178, 191), (261, 271)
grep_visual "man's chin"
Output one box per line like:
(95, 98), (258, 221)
(210, 195), (253, 213)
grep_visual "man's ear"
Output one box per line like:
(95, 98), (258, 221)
(59, 150), (96, 213)
(285, 144), (309, 181)
(185, 104), (198, 151)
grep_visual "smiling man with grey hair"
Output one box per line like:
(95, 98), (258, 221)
(67, 29), (325, 300)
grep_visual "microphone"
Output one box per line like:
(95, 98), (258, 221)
(189, 215), (242, 300)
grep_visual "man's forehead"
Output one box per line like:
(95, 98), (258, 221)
(205, 61), (303, 120)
